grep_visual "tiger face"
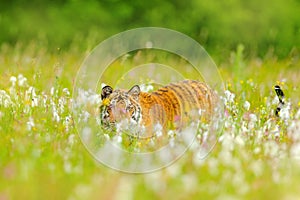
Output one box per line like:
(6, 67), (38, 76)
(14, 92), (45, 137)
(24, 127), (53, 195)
(100, 85), (142, 129)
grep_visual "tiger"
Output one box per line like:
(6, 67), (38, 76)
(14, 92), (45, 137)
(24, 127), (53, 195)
(100, 80), (218, 138)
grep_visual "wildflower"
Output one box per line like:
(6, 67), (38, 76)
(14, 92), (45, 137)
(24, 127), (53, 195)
(113, 135), (122, 143)
(50, 87), (55, 96)
(153, 123), (163, 137)
(167, 130), (175, 138)
(64, 115), (71, 132)
(248, 113), (258, 129)
(62, 88), (70, 96)
(271, 96), (279, 106)
(31, 97), (38, 107)
(10, 76), (17, 86)
(17, 74), (27, 87)
(249, 113), (258, 122)
(42, 94), (48, 108)
(53, 108), (60, 122)
(140, 84), (154, 92)
(76, 89), (101, 107)
(0, 90), (13, 108)
(243, 101), (250, 111)
(102, 98), (110, 106)
(58, 97), (66, 113)
(224, 90), (235, 103)
(81, 111), (90, 123)
(26, 117), (35, 131)
(241, 121), (248, 133)
(279, 102), (290, 121)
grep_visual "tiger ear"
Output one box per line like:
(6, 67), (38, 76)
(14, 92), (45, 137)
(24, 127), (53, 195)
(101, 85), (113, 100)
(128, 85), (140, 100)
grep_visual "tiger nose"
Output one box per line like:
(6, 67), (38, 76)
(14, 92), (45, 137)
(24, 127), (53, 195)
(113, 107), (127, 119)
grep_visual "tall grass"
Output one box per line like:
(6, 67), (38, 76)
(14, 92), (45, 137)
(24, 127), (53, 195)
(1, 41), (300, 199)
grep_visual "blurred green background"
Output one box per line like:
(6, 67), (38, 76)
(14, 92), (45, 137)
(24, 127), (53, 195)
(0, 0), (299, 60)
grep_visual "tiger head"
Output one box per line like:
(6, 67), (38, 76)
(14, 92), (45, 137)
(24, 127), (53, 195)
(100, 85), (142, 129)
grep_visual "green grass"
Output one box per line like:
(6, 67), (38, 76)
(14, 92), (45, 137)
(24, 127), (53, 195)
(1, 41), (300, 200)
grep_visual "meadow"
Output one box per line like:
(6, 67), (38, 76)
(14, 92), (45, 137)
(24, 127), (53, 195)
(0, 38), (300, 200)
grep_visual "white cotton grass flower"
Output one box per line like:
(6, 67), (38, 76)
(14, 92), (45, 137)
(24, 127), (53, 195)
(243, 101), (250, 111)
(50, 87), (55, 96)
(10, 76), (17, 86)
(167, 130), (176, 138)
(58, 97), (66, 113)
(0, 90), (13, 108)
(249, 113), (258, 122)
(27, 117), (35, 131)
(64, 115), (71, 132)
(279, 102), (290, 121)
(31, 97), (38, 107)
(140, 84), (154, 92)
(81, 111), (90, 123)
(270, 125), (280, 138)
(113, 135), (122, 144)
(224, 90), (235, 103)
(42, 94), (48, 108)
(53, 108), (60, 122)
(24, 86), (39, 107)
(248, 113), (258, 130)
(241, 121), (249, 133)
(153, 123), (163, 137)
(62, 88), (70, 96)
(271, 96), (279, 106)
(234, 135), (245, 146)
(76, 88), (101, 107)
(17, 74), (27, 87)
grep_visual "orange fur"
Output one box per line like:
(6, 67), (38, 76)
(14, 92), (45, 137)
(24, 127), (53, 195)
(138, 80), (216, 129)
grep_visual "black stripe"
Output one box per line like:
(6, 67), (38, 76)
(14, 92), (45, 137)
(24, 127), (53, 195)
(153, 90), (172, 120)
(168, 84), (187, 114)
(180, 82), (199, 108)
